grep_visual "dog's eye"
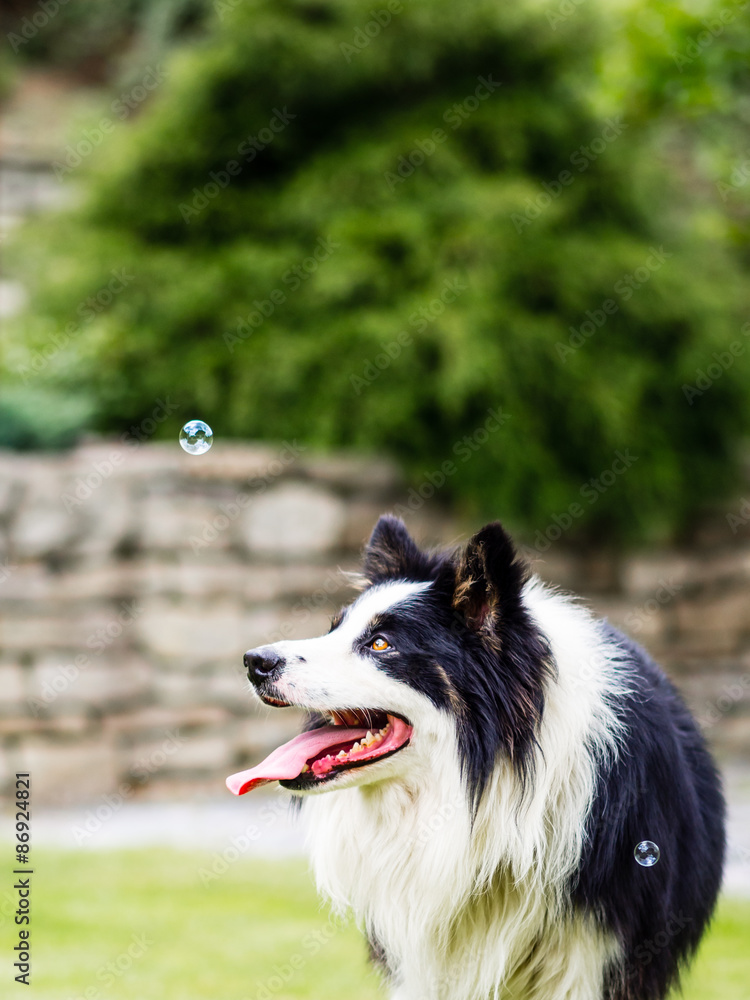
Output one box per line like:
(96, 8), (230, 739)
(370, 636), (390, 651)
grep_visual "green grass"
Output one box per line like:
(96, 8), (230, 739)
(7, 850), (749, 999)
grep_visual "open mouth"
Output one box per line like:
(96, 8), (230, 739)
(225, 709), (412, 795)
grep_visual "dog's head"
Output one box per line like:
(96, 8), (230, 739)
(226, 515), (551, 805)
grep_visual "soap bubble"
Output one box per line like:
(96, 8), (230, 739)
(179, 419), (213, 455)
(634, 841), (660, 867)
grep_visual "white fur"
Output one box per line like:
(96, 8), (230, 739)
(269, 577), (632, 998)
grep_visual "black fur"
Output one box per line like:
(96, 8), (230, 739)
(362, 516), (447, 585)
(574, 625), (725, 1000)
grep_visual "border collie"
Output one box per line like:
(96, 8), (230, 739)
(227, 516), (725, 1000)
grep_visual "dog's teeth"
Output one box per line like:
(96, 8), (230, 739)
(337, 750), (347, 759)
(300, 763), (310, 773)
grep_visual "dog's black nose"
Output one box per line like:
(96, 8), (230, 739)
(244, 647), (284, 685)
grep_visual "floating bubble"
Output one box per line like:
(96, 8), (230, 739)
(179, 419), (213, 455)
(634, 841), (660, 867)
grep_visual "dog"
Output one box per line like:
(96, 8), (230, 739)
(227, 515), (725, 1000)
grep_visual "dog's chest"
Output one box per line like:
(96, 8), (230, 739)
(304, 784), (613, 1000)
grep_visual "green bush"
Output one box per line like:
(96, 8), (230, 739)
(6, 0), (750, 542)
(0, 386), (94, 451)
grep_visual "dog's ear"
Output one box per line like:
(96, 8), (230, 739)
(452, 522), (528, 639)
(363, 515), (433, 584)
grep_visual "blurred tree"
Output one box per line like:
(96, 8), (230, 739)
(3, 0), (211, 81)
(4, 0), (750, 543)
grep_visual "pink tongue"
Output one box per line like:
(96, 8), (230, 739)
(225, 726), (368, 795)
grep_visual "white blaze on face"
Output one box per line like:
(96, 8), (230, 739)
(267, 579), (434, 721)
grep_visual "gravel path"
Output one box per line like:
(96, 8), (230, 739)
(6, 763), (749, 896)
(20, 792), (305, 854)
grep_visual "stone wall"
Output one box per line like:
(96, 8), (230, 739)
(0, 441), (748, 805)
